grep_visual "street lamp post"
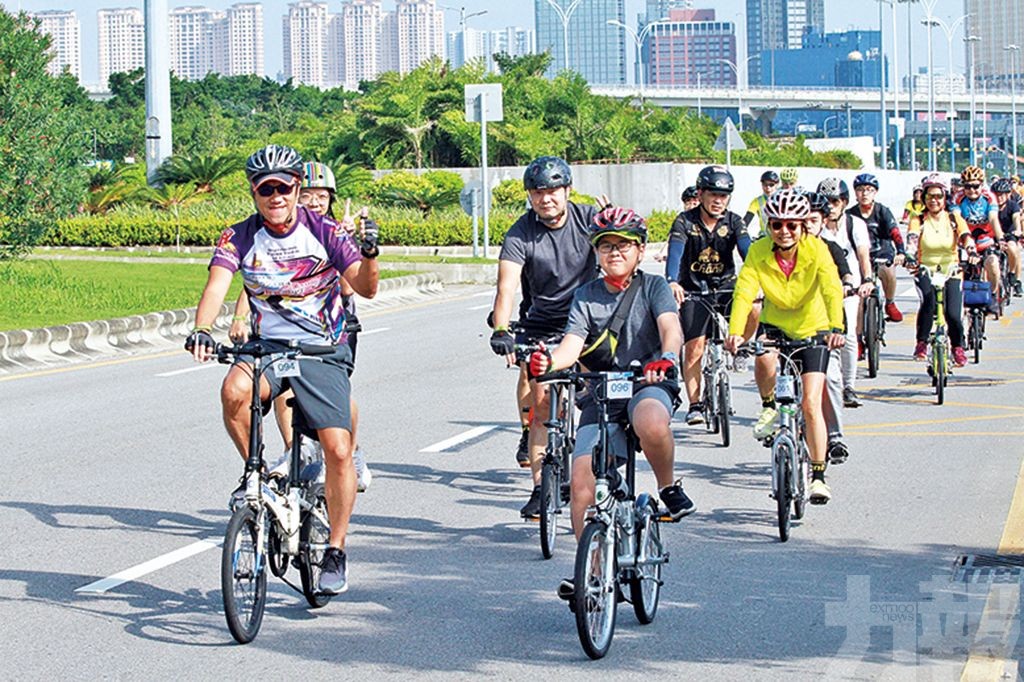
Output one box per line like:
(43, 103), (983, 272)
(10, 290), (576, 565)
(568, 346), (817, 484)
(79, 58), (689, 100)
(441, 6), (487, 68)
(823, 114), (839, 138)
(924, 15), (967, 173)
(696, 71), (702, 118)
(966, 35), (980, 164)
(540, 0), (584, 74)
(1006, 44), (1020, 175)
(606, 18), (667, 97)
(920, 0), (938, 170)
(878, 0), (888, 169)
(716, 57), (754, 132)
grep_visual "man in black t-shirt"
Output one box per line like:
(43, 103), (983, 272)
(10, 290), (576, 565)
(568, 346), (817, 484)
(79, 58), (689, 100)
(993, 177), (1023, 295)
(847, 173), (907, 322)
(489, 156), (600, 518)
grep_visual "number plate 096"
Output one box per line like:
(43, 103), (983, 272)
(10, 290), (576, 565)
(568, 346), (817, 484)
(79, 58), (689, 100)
(606, 373), (633, 401)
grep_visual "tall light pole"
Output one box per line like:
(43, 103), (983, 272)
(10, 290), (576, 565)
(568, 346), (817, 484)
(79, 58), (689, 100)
(606, 18), (667, 96)
(1006, 44), (1020, 175)
(441, 6), (487, 68)
(966, 35), (980, 165)
(877, 0), (888, 169)
(904, 0), (918, 169)
(920, 0), (939, 170)
(717, 56), (755, 132)
(144, 0), (172, 185)
(924, 15), (967, 173)
(696, 71), (703, 118)
(540, 0), (584, 74)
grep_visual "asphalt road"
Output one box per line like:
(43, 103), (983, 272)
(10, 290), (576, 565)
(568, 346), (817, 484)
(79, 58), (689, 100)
(3, 274), (1024, 680)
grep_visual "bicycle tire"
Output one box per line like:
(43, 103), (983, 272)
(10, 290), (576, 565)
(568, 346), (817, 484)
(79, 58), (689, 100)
(718, 375), (731, 448)
(978, 309), (986, 351)
(298, 489), (332, 609)
(539, 460), (559, 560)
(629, 498), (663, 624)
(222, 506), (268, 644)
(865, 297), (880, 378)
(793, 442), (808, 521)
(773, 439), (792, 542)
(702, 371), (717, 434)
(574, 520), (617, 660)
(970, 310), (981, 363)
(935, 343), (946, 405)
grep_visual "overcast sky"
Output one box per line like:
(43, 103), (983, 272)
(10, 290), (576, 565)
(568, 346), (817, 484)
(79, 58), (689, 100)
(2, 0), (968, 87)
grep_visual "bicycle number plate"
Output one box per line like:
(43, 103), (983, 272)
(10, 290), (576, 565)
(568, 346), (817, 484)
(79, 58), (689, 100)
(277, 358), (301, 378)
(605, 373), (633, 401)
(777, 375), (796, 401)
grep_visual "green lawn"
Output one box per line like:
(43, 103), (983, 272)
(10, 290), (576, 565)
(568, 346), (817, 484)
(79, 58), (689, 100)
(34, 248), (496, 264)
(0, 260), (410, 331)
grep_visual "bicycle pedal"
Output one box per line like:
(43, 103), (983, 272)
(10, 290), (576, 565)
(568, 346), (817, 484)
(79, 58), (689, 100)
(657, 513), (683, 523)
(522, 516), (540, 523)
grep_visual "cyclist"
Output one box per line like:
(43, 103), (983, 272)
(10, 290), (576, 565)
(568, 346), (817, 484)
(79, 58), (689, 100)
(805, 191), (856, 463)
(665, 165), (751, 425)
(744, 170), (780, 239)
(780, 167), (798, 190)
(902, 185), (925, 226)
(489, 156), (600, 519)
(992, 177), (1023, 296)
(654, 186), (700, 263)
(906, 173), (972, 367)
(185, 144), (380, 595)
(816, 177), (872, 409)
(846, 173), (907, 323)
(228, 160), (372, 492)
(725, 189), (845, 504)
(528, 208), (692, 546)
(951, 165), (1006, 314)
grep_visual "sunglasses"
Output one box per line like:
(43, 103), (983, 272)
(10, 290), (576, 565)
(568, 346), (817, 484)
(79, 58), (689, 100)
(963, 183), (982, 190)
(769, 221), (802, 233)
(925, 193), (945, 200)
(255, 183), (296, 197)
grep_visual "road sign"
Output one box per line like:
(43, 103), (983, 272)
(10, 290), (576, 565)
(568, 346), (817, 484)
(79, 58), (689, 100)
(459, 181), (482, 216)
(713, 118), (746, 152)
(464, 84), (503, 123)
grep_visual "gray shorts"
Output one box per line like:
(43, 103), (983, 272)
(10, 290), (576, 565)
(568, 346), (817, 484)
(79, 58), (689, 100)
(572, 386), (676, 461)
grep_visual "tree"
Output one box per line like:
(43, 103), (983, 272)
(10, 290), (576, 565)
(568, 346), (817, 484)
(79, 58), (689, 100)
(155, 152), (241, 193)
(0, 10), (89, 259)
(136, 183), (206, 251)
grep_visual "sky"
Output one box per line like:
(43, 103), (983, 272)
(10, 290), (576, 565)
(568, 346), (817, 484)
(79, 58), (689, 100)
(2, 0), (969, 87)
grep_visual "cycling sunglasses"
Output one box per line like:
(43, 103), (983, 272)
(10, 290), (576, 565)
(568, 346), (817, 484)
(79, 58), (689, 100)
(255, 182), (297, 197)
(769, 220), (802, 233)
(963, 183), (982, 190)
(925, 192), (945, 200)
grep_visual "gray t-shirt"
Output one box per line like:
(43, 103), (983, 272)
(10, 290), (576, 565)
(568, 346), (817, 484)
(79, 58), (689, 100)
(565, 272), (678, 371)
(499, 201), (598, 329)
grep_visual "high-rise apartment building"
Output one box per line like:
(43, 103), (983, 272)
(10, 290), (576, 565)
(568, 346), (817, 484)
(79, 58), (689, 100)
(535, 0), (626, 84)
(170, 7), (224, 81)
(283, 1), (331, 87)
(29, 10), (81, 80)
(965, 1), (1024, 88)
(392, 0), (444, 75)
(224, 4), (264, 77)
(97, 8), (144, 87)
(644, 8), (737, 87)
(447, 26), (535, 71)
(340, 0), (383, 88)
(746, 0), (824, 85)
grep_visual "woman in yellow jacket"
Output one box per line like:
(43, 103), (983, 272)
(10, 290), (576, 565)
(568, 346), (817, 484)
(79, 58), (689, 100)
(725, 189), (845, 504)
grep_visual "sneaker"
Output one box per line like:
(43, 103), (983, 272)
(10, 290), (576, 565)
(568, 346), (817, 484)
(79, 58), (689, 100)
(267, 449), (290, 479)
(752, 406), (779, 440)
(520, 485), (542, 519)
(953, 346), (968, 368)
(809, 478), (832, 505)
(1015, 280), (1023, 297)
(685, 403), (705, 425)
(557, 577), (574, 601)
(827, 439), (849, 465)
(318, 547), (349, 595)
(515, 428), (530, 468)
(885, 301), (903, 322)
(659, 483), (696, 519)
(353, 446), (372, 492)
(842, 387), (861, 408)
(913, 341), (928, 361)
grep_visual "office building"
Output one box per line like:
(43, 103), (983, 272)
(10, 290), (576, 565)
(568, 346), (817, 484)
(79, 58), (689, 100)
(535, 0), (626, 85)
(97, 8), (144, 86)
(643, 8), (737, 87)
(758, 29), (882, 88)
(965, 1), (1024, 89)
(29, 10), (81, 80)
(746, 0), (824, 85)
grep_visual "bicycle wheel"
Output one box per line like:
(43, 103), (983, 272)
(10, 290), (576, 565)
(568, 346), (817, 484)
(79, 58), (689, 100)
(574, 520), (617, 660)
(539, 459), (560, 559)
(793, 442), (808, 521)
(934, 343), (946, 405)
(718, 374), (731, 448)
(864, 298), (880, 378)
(222, 506), (268, 644)
(298, 489), (332, 609)
(773, 439), (792, 542)
(977, 309), (986, 352)
(702, 371), (717, 434)
(629, 498), (663, 624)
(969, 311), (981, 364)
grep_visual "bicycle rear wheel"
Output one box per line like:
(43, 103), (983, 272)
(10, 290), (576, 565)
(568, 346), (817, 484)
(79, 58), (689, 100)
(718, 375), (731, 448)
(773, 439), (792, 542)
(539, 459), (560, 559)
(934, 343), (946, 405)
(793, 442), (808, 521)
(629, 498), (663, 624)
(865, 298), (880, 378)
(969, 311), (981, 364)
(574, 520), (617, 660)
(222, 506), (268, 644)
(298, 488), (332, 608)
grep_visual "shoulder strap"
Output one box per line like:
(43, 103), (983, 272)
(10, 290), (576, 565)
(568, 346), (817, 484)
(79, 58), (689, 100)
(846, 214), (856, 246)
(608, 272), (644, 338)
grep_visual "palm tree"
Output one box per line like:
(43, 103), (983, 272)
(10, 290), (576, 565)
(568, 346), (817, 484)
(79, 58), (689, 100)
(155, 152), (240, 193)
(82, 184), (134, 214)
(136, 183), (207, 251)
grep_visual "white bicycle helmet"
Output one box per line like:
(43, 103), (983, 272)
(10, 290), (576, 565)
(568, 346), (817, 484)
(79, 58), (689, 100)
(764, 188), (811, 220)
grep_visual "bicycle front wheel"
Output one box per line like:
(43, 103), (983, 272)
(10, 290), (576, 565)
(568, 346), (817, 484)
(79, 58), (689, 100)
(865, 298), (880, 378)
(934, 342), (947, 405)
(222, 506), (268, 644)
(539, 460), (560, 560)
(574, 520), (617, 660)
(298, 488), (332, 608)
(773, 439), (792, 542)
(629, 498), (663, 624)
(793, 442), (808, 521)
(718, 375), (731, 448)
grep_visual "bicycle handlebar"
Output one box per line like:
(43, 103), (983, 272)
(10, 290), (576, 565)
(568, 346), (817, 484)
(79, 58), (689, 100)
(755, 335), (827, 353)
(215, 339), (336, 364)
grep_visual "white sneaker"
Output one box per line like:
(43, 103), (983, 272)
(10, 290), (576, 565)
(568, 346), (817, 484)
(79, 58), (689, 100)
(752, 406), (779, 440)
(267, 449), (290, 478)
(353, 446), (372, 492)
(809, 478), (832, 505)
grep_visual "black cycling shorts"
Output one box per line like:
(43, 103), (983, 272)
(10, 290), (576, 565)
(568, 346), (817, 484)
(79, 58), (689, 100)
(757, 324), (830, 375)
(680, 292), (732, 341)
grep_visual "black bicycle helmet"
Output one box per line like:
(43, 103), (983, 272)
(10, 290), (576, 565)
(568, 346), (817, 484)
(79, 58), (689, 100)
(806, 191), (831, 216)
(245, 144), (304, 185)
(817, 177), (850, 202)
(590, 207), (648, 245)
(681, 185), (699, 202)
(523, 156), (572, 190)
(993, 177), (1014, 194)
(760, 170), (780, 184)
(853, 173), (880, 189)
(696, 165), (734, 194)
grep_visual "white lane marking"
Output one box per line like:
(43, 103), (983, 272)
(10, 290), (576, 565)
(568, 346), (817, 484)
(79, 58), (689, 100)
(358, 327), (391, 336)
(157, 364), (220, 377)
(472, 291), (493, 298)
(75, 538), (223, 594)
(420, 425), (498, 453)
(467, 303), (492, 310)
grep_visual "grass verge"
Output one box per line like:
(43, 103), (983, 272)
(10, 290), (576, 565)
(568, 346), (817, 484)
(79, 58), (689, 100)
(33, 247), (496, 264)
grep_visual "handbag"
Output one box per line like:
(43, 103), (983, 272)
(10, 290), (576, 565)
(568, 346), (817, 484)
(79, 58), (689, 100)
(962, 279), (992, 308)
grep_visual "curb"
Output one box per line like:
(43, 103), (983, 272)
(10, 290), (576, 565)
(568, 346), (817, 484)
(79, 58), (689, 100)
(0, 273), (443, 377)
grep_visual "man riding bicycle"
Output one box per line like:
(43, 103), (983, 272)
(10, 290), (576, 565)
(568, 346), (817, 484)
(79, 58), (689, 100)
(744, 170), (780, 239)
(846, 173), (907, 323)
(725, 189), (845, 504)
(490, 156), (600, 519)
(991, 177), (1023, 296)
(185, 144), (379, 596)
(951, 165), (1007, 315)
(664, 165), (751, 426)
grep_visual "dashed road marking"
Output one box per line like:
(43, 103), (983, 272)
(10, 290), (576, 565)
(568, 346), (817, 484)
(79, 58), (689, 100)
(359, 327), (391, 336)
(156, 363), (220, 377)
(467, 303), (492, 311)
(75, 538), (222, 594)
(420, 425), (499, 453)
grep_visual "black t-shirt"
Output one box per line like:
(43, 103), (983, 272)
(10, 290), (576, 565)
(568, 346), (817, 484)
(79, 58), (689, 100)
(846, 202), (900, 254)
(998, 195), (1021, 235)
(667, 206), (748, 291)
(499, 201), (599, 328)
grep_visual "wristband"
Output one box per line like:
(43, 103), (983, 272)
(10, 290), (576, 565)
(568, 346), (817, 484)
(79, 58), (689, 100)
(231, 315), (248, 322)
(192, 325), (212, 333)
(660, 351), (678, 363)
(493, 326), (508, 332)
(830, 327), (843, 334)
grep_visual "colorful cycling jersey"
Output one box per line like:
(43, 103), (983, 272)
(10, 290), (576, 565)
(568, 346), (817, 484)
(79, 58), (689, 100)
(952, 189), (999, 250)
(665, 207), (750, 291)
(903, 199), (925, 223)
(210, 206), (362, 345)
(729, 235), (843, 340)
(744, 194), (769, 238)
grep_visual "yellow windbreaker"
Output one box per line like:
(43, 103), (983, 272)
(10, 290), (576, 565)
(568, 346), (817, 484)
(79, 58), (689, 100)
(729, 234), (844, 340)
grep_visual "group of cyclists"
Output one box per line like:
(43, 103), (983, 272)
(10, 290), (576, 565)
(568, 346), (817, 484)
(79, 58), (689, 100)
(183, 142), (1022, 607)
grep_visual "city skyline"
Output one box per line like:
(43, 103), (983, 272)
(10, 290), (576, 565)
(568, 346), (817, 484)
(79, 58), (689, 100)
(8, 0), (971, 86)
